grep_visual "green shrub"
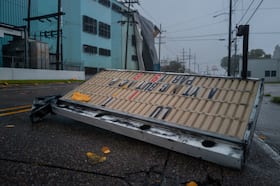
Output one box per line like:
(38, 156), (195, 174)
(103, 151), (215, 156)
(271, 97), (280, 104)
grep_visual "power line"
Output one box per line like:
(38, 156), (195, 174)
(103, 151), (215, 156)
(167, 33), (227, 39)
(233, 0), (241, 9)
(252, 31), (280, 35)
(165, 31), (279, 42)
(162, 45), (178, 57)
(235, 7), (280, 11)
(245, 0), (264, 24)
(164, 8), (225, 29)
(170, 19), (227, 33)
(166, 38), (227, 42)
(237, 0), (255, 24)
(137, 4), (159, 25)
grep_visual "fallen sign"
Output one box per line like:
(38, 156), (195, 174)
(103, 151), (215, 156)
(30, 69), (263, 169)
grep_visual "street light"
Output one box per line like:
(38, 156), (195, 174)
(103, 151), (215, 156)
(213, 0), (232, 76)
(213, 12), (228, 18)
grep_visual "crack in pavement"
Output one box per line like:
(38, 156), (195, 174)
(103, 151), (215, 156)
(0, 158), (131, 185)
(159, 151), (171, 185)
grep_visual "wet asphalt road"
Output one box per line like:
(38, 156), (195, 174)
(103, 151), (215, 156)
(0, 83), (280, 185)
(255, 84), (280, 154)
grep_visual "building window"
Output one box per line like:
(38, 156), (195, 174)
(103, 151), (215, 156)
(132, 55), (138, 61)
(83, 45), (97, 54)
(132, 35), (136, 46)
(99, 48), (111, 56)
(83, 15), (97, 34)
(247, 71), (251, 77)
(112, 3), (122, 13)
(265, 70), (270, 77)
(271, 70), (277, 77)
(98, 0), (110, 7)
(99, 22), (111, 38)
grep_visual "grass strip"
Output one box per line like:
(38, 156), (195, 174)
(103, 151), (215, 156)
(0, 79), (84, 85)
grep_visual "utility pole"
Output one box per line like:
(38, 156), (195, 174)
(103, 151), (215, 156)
(182, 48), (186, 66)
(188, 48), (191, 73)
(180, 48), (187, 72)
(124, 0), (131, 70)
(27, 0), (31, 37)
(56, 0), (61, 70)
(158, 24), (162, 65)
(124, 0), (139, 69)
(193, 53), (196, 73)
(158, 24), (166, 66)
(228, 0), (232, 76)
(234, 37), (238, 77)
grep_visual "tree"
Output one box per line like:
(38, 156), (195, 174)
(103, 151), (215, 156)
(248, 49), (271, 59)
(220, 55), (241, 76)
(161, 61), (185, 73)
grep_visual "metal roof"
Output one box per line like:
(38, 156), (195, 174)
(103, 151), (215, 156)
(62, 70), (262, 140)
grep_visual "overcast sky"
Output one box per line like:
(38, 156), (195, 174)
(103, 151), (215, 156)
(136, 0), (280, 75)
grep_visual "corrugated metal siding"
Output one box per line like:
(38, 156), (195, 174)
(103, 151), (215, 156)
(0, 0), (28, 26)
(62, 70), (261, 140)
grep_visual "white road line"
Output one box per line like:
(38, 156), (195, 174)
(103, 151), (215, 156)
(254, 133), (280, 166)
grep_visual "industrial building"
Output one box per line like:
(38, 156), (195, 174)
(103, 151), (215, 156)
(0, 0), (158, 74)
(238, 58), (280, 82)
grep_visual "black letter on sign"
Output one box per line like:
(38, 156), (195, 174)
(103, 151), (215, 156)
(208, 88), (218, 99)
(182, 86), (200, 97)
(185, 76), (196, 85)
(190, 87), (200, 97)
(150, 106), (171, 120)
(159, 83), (170, 92)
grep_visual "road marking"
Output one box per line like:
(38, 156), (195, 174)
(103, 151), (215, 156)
(0, 105), (31, 117)
(0, 104), (32, 112)
(254, 134), (280, 166)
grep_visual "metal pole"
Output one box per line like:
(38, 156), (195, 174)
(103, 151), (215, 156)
(27, 0), (31, 37)
(124, 0), (131, 69)
(61, 29), (63, 70)
(24, 27), (27, 68)
(158, 24), (162, 65)
(227, 0), (232, 76)
(241, 25), (249, 79)
(189, 48), (191, 72)
(234, 37), (237, 77)
(56, 0), (61, 70)
(193, 53), (196, 73)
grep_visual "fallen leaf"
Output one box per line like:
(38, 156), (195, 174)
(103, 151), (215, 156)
(101, 146), (111, 154)
(86, 152), (106, 164)
(71, 91), (91, 102)
(259, 134), (266, 140)
(99, 156), (106, 163)
(186, 181), (198, 186)
(5, 125), (15, 128)
(86, 152), (94, 158)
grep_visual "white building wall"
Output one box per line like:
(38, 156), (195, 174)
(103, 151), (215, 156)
(239, 59), (280, 82)
(0, 68), (85, 80)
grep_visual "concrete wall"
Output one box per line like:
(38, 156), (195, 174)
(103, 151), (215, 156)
(0, 68), (85, 80)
